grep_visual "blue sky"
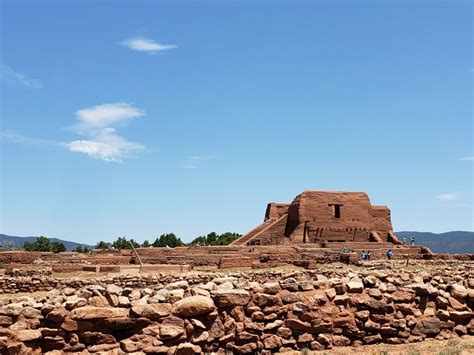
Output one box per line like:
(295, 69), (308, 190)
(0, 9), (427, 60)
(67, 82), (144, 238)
(1, 1), (472, 244)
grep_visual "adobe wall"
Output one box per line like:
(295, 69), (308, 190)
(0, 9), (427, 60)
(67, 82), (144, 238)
(264, 203), (290, 221)
(235, 190), (396, 246)
(286, 191), (385, 243)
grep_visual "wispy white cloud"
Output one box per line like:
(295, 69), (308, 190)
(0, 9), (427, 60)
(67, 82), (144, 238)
(435, 193), (462, 202)
(459, 156), (474, 161)
(121, 37), (177, 53)
(68, 127), (144, 163)
(67, 103), (146, 162)
(73, 103), (143, 134)
(0, 64), (42, 88)
(2, 103), (146, 163)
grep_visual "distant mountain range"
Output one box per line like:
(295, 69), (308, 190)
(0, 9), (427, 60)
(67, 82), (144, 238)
(0, 234), (94, 251)
(396, 231), (474, 254)
(0, 231), (473, 253)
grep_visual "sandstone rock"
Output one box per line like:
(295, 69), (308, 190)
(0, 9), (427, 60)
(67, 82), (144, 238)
(175, 342), (201, 355)
(214, 289), (251, 307)
(391, 290), (414, 303)
(346, 279), (364, 293)
(0, 315), (13, 326)
(253, 292), (280, 307)
(364, 334), (382, 344)
(264, 335), (282, 349)
(106, 284), (123, 296)
(236, 331), (259, 342)
(15, 329), (42, 342)
(87, 343), (119, 352)
(0, 303), (23, 316)
(65, 296), (87, 310)
(448, 297), (467, 311)
(298, 333), (314, 343)
(368, 288), (382, 299)
(131, 303), (172, 319)
(263, 281), (280, 295)
(45, 307), (67, 323)
(450, 284), (468, 299)
(333, 335), (351, 346)
(160, 325), (185, 339)
(21, 306), (42, 319)
(172, 296), (215, 317)
(285, 318), (310, 331)
(449, 310), (473, 321)
(71, 306), (129, 320)
(233, 342), (257, 353)
(412, 317), (450, 336)
(167, 280), (189, 290)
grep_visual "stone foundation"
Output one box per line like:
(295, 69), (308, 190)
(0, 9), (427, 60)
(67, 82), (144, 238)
(0, 263), (473, 354)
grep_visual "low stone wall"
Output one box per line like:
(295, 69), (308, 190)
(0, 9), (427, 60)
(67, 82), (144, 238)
(5, 266), (53, 278)
(0, 265), (473, 354)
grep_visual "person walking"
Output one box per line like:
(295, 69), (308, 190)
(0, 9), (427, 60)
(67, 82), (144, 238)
(367, 251), (371, 261)
(410, 236), (415, 245)
(386, 249), (394, 260)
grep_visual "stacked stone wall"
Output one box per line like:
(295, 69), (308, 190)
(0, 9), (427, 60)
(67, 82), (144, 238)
(1, 265), (473, 354)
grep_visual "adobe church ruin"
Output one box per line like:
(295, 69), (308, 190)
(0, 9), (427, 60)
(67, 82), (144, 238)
(231, 191), (402, 246)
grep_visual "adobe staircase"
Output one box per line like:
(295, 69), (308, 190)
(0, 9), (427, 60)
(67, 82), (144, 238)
(229, 215), (287, 246)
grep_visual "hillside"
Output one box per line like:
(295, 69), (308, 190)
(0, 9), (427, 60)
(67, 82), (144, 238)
(0, 234), (94, 251)
(396, 231), (474, 254)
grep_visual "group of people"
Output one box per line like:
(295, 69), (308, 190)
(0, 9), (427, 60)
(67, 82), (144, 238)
(360, 250), (371, 261)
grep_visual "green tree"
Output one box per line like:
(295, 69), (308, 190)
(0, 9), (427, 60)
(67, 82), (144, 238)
(129, 239), (140, 248)
(22, 241), (35, 251)
(74, 245), (84, 253)
(96, 241), (110, 249)
(50, 242), (66, 253)
(188, 235), (207, 246)
(112, 237), (129, 249)
(152, 233), (184, 248)
(111, 237), (140, 250)
(206, 232), (218, 245)
(21, 236), (67, 253)
(142, 240), (150, 248)
(189, 232), (242, 246)
(35, 236), (52, 251)
(216, 232), (241, 245)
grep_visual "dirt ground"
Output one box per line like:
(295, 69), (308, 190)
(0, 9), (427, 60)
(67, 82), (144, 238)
(308, 337), (474, 355)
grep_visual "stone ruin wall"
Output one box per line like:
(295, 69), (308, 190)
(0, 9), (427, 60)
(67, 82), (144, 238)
(1, 266), (473, 354)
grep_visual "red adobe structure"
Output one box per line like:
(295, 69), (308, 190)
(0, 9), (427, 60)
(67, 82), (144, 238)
(231, 191), (403, 247)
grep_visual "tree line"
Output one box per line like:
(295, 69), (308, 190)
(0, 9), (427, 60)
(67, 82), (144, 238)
(6, 232), (242, 253)
(94, 232), (242, 250)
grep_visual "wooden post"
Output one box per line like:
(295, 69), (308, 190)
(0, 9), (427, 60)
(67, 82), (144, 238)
(129, 241), (143, 266)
